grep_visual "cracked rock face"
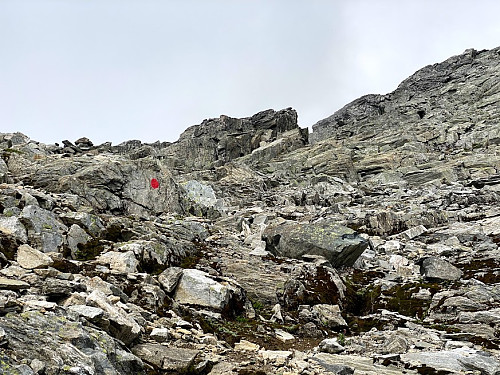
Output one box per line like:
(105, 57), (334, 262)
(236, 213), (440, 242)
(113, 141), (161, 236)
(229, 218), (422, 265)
(0, 47), (499, 375)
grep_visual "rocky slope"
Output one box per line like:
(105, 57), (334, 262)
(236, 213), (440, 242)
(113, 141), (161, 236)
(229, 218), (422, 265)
(0, 47), (499, 375)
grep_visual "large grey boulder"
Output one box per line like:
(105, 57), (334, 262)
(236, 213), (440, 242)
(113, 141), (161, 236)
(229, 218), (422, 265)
(57, 157), (181, 215)
(132, 344), (199, 372)
(419, 256), (463, 281)
(263, 220), (368, 268)
(86, 290), (141, 345)
(174, 269), (246, 313)
(181, 180), (225, 217)
(19, 205), (67, 253)
(97, 251), (139, 273)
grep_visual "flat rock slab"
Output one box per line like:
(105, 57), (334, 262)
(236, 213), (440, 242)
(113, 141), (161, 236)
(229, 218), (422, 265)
(17, 244), (53, 269)
(132, 343), (199, 371)
(263, 220), (368, 267)
(313, 353), (418, 375)
(0, 277), (29, 290)
(401, 347), (500, 374)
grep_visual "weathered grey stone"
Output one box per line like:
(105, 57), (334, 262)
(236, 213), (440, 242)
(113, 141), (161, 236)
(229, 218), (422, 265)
(274, 328), (295, 343)
(400, 225), (427, 240)
(401, 348), (500, 374)
(318, 338), (346, 354)
(132, 344), (199, 372)
(17, 244), (53, 269)
(312, 304), (347, 328)
(181, 180), (225, 217)
(259, 350), (293, 366)
(150, 328), (169, 343)
(174, 269), (245, 312)
(86, 290), (141, 345)
(97, 251), (139, 273)
(0, 216), (27, 243)
(67, 305), (105, 321)
(420, 256), (463, 281)
(158, 266), (183, 293)
(459, 351), (500, 375)
(263, 220), (368, 267)
(66, 224), (92, 258)
(0, 310), (144, 374)
(0, 277), (29, 290)
(59, 211), (104, 237)
(20, 205), (67, 253)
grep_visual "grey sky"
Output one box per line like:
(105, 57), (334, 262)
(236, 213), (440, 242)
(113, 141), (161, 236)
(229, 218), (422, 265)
(1, 1), (500, 145)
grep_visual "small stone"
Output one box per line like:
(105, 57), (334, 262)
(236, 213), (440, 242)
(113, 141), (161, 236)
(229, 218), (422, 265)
(30, 359), (46, 374)
(132, 344), (199, 372)
(97, 251), (139, 273)
(400, 225), (427, 240)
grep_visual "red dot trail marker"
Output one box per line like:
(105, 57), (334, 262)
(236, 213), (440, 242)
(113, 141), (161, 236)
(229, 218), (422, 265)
(151, 178), (159, 189)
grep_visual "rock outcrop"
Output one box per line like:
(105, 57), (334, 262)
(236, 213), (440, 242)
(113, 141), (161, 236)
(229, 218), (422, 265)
(0, 46), (499, 374)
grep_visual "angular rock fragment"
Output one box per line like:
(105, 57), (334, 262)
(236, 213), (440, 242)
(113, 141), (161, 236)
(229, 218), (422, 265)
(419, 256), (463, 281)
(97, 250), (139, 273)
(17, 244), (53, 269)
(174, 269), (245, 314)
(318, 338), (345, 354)
(20, 205), (67, 253)
(0, 216), (28, 243)
(158, 266), (183, 293)
(86, 290), (141, 345)
(132, 344), (199, 372)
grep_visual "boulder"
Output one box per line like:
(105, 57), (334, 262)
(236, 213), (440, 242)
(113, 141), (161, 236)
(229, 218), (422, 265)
(66, 224), (92, 258)
(0, 310), (144, 373)
(158, 266), (183, 293)
(312, 304), (347, 328)
(318, 338), (345, 354)
(19, 205), (67, 253)
(17, 244), (54, 269)
(86, 290), (141, 345)
(132, 344), (199, 372)
(174, 269), (245, 314)
(181, 180), (225, 217)
(419, 257), (463, 281)
(0, 276), (30, 290)
(0, 216), (28, 243)
(97, 251), (139, 273)
(263, 220), (368, 267)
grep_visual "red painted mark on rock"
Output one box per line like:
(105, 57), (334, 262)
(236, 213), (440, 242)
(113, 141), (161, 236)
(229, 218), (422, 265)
(151, 178), (159, 189)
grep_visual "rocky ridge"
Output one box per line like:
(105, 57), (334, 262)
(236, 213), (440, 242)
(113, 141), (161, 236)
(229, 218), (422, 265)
(0, 47), (499, 374)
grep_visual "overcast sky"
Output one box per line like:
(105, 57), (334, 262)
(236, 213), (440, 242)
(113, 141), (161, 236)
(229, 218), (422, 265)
(1, 1), (500, 146)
